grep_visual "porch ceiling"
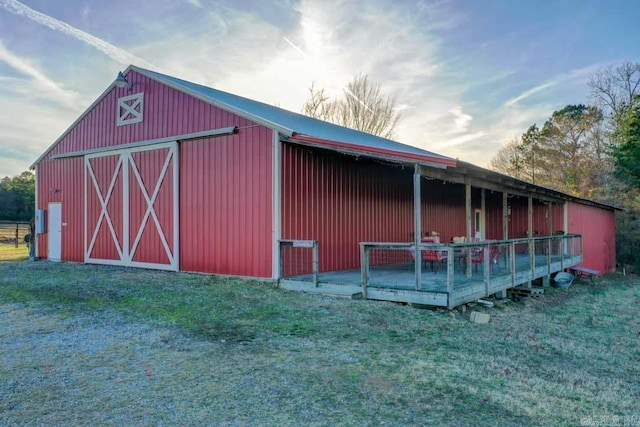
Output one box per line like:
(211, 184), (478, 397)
(420, 161), (617, 210)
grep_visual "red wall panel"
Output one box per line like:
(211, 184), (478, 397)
(179, 130), (273, 278)
(506, 196), (563, 238)
(282, 144), (477, 272)
(282, 144), (413, 272)
(484, 190), (505, 239)
(421, 182), (468, 242)
(567, 202), (616, 273)
(35, 157), (84, 262)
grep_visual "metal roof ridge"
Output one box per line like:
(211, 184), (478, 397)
(131, 65), (455, 165)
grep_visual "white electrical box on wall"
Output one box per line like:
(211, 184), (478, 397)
(35, 209), (46, 233)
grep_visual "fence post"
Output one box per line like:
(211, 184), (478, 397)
(560, 236), (565, 270)
(312, 240), (319, 287)
(15, 223), (19, 248)
(360, 244), (369, 299)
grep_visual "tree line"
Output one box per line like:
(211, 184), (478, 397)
(490, 62), (640, 270)
(0, 171), (35, 222)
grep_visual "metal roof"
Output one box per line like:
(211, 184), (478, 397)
(134, 66), (455, 167)
(31, 66), (617, 211)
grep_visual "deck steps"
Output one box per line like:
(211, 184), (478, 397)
(279, 280), (363, 299)
(508, 287), (544, 299)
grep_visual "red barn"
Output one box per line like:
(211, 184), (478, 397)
(32, 66), (617, 307)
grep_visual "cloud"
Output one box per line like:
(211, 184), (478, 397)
(447, 106), (473, 134)
(0, 41), (80, 105)
(431, 131), (488, 150)
(0, 0), (153, 67)
(184, 0), (203, 7)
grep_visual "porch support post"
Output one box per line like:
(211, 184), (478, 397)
(528, 196), (533, 237)
(465, 179), (472, 277)
(481, 188), (486, 240)
(414, 164), (422, 290)
(502, 192), (509, 240)
(546, 203), (553, 284)
(563, 202), (569, 263)
(527, 196), (534, 289)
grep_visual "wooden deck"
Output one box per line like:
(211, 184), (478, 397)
(280, 250), (583, 308)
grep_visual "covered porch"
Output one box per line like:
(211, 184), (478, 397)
(278, 143), (586, 308)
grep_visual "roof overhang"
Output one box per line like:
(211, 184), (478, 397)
(420, 160), (620, 210)
(286, 134), (457, 169)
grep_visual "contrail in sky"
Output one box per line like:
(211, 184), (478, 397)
(0, 0), (153, 68)
(0, 41), (68, 94)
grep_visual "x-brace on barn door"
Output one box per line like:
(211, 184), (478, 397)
(84, 141), (179, 270)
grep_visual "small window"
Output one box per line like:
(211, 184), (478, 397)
(117, 93), (144, 126)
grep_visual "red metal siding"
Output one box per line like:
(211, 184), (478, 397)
(282, 144), (475, 272)
(282, 144), (413, 272)
(179, 130), (273, 278)
(567, 202), (616, 273)
(35, 157), (84, 261)
(422, 183), (467, 242)
(484, 190), (505, 239)
(506, 196), (562, 238)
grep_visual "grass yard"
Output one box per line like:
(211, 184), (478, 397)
(0, 261), (639, 426)
(0, 243), (29, 261)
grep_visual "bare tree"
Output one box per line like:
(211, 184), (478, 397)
(489, 137), (528, 180)
(302, 74), (400, 139)
(588, 62), (640, 117)
(302, 83), (335, 119)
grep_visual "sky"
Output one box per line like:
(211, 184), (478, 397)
(0, 0), (639, 177)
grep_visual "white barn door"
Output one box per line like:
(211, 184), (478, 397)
(84, 142), (179, 270)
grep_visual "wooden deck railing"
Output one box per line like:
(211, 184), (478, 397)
(360, 234), (583, 307)
(279, 239), (320, 287)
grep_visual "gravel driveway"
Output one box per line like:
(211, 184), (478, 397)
(0, 304), (336, 426)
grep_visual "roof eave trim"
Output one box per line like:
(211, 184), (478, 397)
(31, 64), (137, 169)
(288, 134), (457, 168)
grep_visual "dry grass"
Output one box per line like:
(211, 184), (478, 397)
(0, 243), (29, 261)
(0, 261), (639, 426)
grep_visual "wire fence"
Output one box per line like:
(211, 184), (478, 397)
(0, 221), (31, 247)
